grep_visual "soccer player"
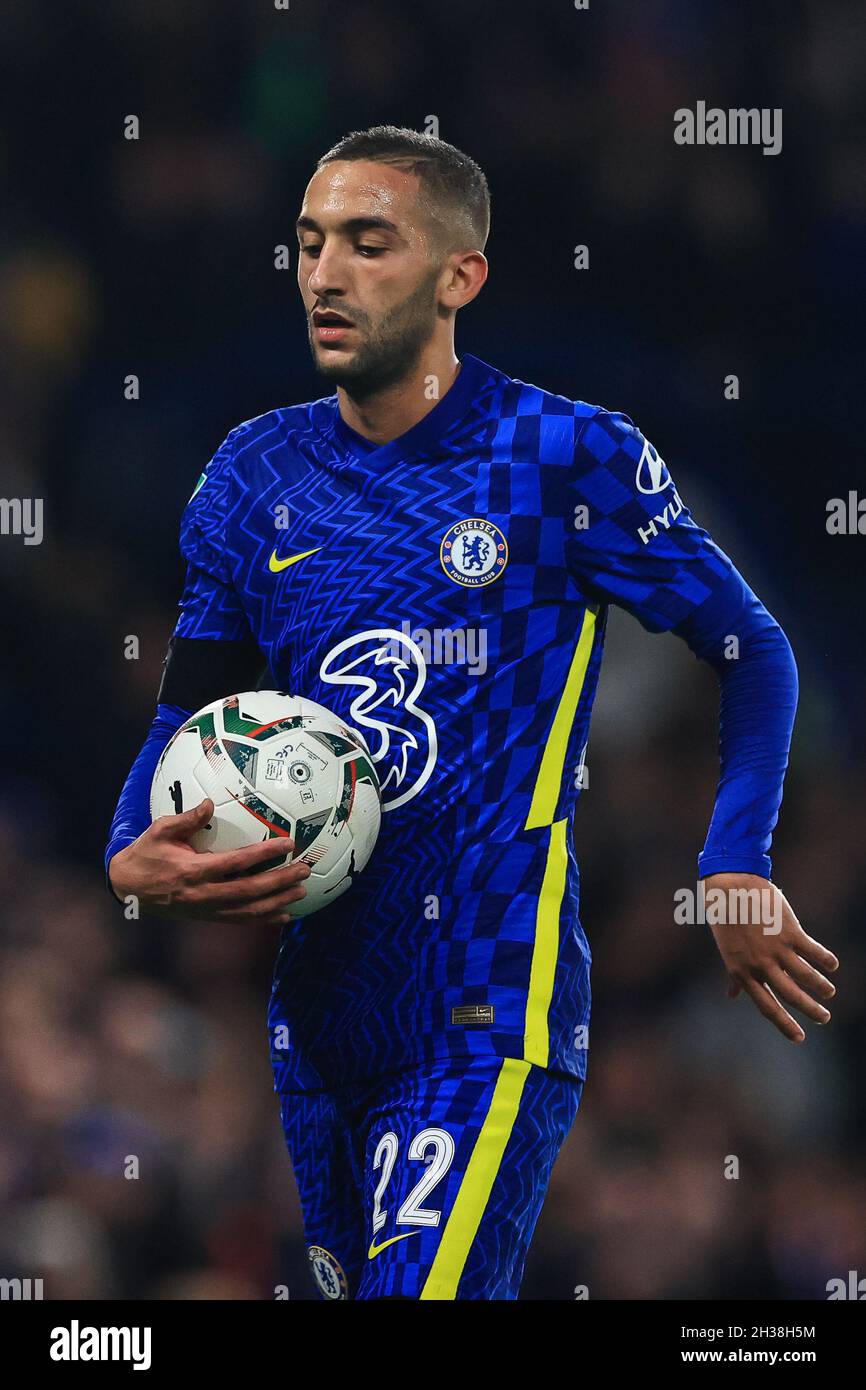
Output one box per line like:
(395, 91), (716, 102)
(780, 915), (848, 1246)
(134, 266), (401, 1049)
(106, 126), (838, 1301)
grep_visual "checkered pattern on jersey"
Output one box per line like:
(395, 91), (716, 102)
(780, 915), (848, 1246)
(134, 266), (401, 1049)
(171, 354), (734, 1091)
(567, 408), (734, 632)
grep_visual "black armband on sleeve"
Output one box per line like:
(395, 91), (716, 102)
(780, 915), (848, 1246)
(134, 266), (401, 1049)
(157, 635), (269, 710)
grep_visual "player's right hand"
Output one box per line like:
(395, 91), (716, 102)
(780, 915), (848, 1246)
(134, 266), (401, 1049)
(106, 799), (311, 925)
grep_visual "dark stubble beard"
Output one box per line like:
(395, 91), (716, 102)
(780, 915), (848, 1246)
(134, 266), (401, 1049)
(308, 266), (441, 402)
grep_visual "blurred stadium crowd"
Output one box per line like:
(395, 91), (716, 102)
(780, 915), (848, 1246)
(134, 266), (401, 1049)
(1, 0), (864, 1297)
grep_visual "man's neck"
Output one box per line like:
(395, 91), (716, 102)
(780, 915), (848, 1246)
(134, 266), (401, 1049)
(337, 350), (461, 446)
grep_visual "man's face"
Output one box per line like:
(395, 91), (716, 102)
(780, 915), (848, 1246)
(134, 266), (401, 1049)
(297, 160), (444, 396)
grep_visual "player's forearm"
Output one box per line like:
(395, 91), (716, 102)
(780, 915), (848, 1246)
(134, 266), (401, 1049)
(674, 571), (799, 878)
(104, 703), (192, 876)
(105, 635), (268, 886)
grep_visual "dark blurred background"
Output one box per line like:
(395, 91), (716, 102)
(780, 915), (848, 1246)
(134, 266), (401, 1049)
(1, 0), (864, 1299)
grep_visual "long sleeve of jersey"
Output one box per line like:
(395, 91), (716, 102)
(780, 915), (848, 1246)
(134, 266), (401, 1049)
(566, 408), (798, 880)
(103, 629), (268, 882)
(104, 425), (267, 882)
(104, 702), (191, 875)
(672, 570), (798, 879)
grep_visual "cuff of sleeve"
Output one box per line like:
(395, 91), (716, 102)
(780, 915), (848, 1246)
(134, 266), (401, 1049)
(698, 853), (772, 880)
(105, 837), (138, 906)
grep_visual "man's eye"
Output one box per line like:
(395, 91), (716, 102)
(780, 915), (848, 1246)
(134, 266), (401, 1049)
(357, 245), (386, 257)
(301, 244), (322, 257)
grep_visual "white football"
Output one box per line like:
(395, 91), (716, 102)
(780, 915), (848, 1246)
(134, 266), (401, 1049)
(150, 691), (382, 917)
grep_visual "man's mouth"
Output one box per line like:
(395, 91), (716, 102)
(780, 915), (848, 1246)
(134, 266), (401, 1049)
(312, 308), (356, 345)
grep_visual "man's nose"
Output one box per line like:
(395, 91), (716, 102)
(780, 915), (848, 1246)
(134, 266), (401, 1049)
(307, 243), (346, 297)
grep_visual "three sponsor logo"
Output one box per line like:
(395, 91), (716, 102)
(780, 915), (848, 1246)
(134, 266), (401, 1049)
(267, 448), (677, 806)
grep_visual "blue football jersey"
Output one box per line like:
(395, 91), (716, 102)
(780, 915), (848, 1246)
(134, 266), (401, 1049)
(173, 352), (734, 1090)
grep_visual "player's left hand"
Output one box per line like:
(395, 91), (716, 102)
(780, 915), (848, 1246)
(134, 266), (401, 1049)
(702, 873), (839, 1042)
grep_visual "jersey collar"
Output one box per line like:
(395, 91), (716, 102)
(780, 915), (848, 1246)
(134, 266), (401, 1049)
(328, 353), (495, 468)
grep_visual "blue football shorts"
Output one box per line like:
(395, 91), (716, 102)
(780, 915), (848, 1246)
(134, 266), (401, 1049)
(277, 1055), (582, 1300)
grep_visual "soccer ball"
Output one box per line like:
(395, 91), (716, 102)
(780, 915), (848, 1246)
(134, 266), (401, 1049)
(150, 691), (382, 917)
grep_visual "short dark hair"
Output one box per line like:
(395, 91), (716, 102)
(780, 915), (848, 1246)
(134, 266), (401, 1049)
(317, 125), (490, 254)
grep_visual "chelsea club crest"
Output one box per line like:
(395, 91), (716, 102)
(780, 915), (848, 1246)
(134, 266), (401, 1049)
(308, 1245), (348, 1300)
(440, 518), (508, 587)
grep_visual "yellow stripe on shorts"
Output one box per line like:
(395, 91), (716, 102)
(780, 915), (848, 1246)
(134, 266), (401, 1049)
(419, 1057), (530, 1300)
